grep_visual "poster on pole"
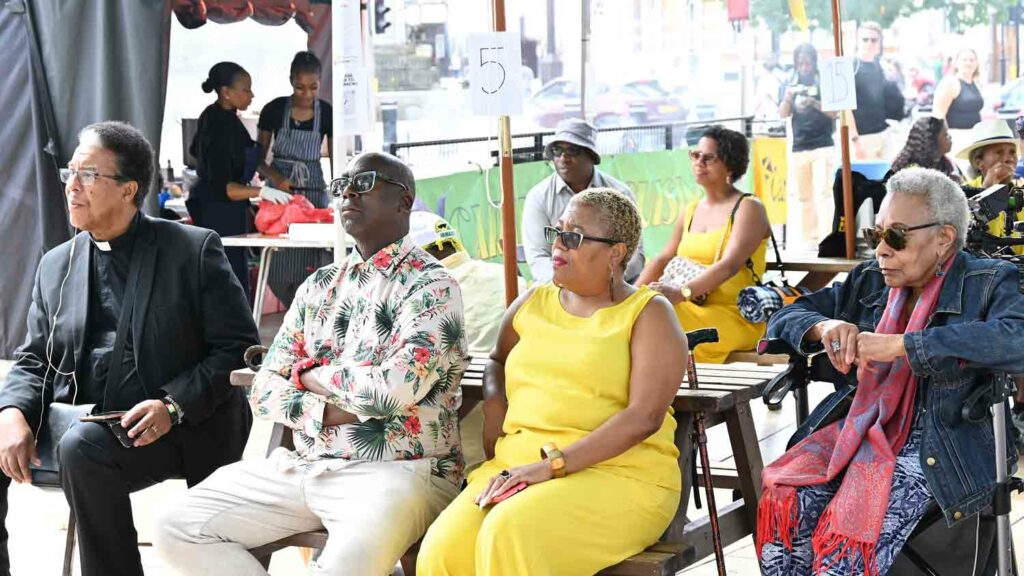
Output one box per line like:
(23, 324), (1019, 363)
(467, 32), (524, 116)
(332, 0), (371, 135)
(818, 56), (857, 111)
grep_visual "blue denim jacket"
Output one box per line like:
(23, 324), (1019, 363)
(767, 251), (1024, 525)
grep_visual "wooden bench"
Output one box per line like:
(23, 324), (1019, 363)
(230, 358), (785, 574)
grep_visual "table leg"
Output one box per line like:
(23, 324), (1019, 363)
(725, 401), (764, 530)
(663, 411), (695, 543)
(252, 247), (275, 326)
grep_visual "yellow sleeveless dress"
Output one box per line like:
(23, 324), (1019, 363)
(417, 285), (681, 576)
(674, 199), (767, 363)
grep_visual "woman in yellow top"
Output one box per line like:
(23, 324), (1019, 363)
(417, 188), (688, 576)
(638, 125), (771, 363)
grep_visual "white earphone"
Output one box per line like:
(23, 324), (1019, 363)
(35, 225), (80, 439)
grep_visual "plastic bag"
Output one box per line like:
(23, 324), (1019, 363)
(254, 195), (334, 235)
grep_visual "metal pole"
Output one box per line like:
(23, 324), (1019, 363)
(993, 400), (1011, 576)
(493, 0), (519, 306)
(831, 0), (856, 259)
(581, 0), (591, 121)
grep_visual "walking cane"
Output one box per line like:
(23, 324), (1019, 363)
(685, 328), (726, 576)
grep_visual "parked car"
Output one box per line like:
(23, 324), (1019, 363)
(619, 80), (688, 124)
(527, 77), (689, 129)
(527, 78), (630, 129)
(993, 77), (1024, 117)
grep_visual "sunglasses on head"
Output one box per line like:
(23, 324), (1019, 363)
(329, 171), (409, 197)
(862, 222), (941, 250)
(547, 144), (584, 159)
(544, 226), (620, 250)
(688, 150), (720, 165)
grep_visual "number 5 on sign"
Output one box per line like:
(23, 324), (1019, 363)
(819, 57), (857, 112)
(468, 32), (523, 116)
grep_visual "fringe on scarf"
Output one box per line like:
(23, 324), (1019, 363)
(755, 487), (798, 559)
(810, 506), (880, 576)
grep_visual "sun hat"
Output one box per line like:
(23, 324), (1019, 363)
(955, 119), (1018, 160)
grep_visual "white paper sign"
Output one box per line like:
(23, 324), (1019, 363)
(819, 57), (857, 112)
(340, 67), (370, 134)
(467, 32), (523, 116)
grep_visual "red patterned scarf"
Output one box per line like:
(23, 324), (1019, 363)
(756, 259), (951, 576)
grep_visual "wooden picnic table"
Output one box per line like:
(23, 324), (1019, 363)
(230, 357), (785, 570)
(767, 249), (862, 291)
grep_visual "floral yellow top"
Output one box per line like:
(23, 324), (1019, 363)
(251, 236), (469, 487)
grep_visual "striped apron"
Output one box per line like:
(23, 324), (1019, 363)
(267, 98), (331, 306)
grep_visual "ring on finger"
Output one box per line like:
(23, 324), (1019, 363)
(499, 469), (511, 480)
(830, 340), (841, 353)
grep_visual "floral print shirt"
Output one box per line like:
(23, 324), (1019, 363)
(251, 236), (469, 487)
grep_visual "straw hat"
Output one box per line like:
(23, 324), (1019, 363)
(955, 119), (1018, 160)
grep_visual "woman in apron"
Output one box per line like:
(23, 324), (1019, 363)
(257, 51), (334, 307)
(189, 62), (292, 301)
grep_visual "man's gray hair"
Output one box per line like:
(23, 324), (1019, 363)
(885, 167), (969, 248)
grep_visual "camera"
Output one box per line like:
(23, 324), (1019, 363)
(965, 183), (1024, 292)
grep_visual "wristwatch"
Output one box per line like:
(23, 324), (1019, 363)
(681, 285), (693, 302)
(541, 442), (567, 478)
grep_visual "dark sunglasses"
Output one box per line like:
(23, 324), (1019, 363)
(862, 222), (941, 250)
(547, 144), (584, 159)
(688, 150), (720, 165)
(330, 171), (409, 197)
(860, 37), (880, 43)
(544, 226), (620, 250)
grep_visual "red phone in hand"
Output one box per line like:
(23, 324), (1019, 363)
(490, 482), (527, 505)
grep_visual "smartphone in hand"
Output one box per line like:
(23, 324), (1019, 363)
(488, 482), (527, 506)
(79, 411), (133, 448)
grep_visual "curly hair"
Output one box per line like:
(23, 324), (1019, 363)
(891, 117), (955, 177)
(701, 125), (750, 182)
(570, 187), (642, 270)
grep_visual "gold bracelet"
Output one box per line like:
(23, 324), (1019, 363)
(540, 442), (567, 478)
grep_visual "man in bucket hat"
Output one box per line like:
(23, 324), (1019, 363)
(522, 118), (645, 284)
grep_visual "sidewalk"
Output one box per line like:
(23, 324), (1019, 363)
(3, 353), (1024, 575)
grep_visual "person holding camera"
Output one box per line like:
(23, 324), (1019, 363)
(758, 167), (1024, 575)
(780, 43), (837, 251)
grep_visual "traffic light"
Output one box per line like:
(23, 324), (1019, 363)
(374, 0), (391, 34)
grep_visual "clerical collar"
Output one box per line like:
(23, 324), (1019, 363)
(91, 212), (140, 252)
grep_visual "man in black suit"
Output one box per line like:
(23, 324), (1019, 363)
(0, 121), (259, 576)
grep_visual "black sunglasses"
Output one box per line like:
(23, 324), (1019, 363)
(544, 226), (620, 250)
(330, 171), (409, 197)
(546, 144), (584, 160)
(862, 222), (941, 251)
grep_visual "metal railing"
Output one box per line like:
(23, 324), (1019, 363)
(386, 116), (758, 170)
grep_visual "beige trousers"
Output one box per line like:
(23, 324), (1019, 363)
(788, 146), (836, 249)
(154, 449), (459, 576)
(855, 130), (889, 161)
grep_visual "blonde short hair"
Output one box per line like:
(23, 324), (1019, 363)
(570, 187), (642, 269)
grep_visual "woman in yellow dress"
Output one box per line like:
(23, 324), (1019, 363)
(638, 125), (771, 363)
(416, 188), (688, 575)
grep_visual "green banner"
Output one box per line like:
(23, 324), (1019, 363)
(413, 149), (746, 280)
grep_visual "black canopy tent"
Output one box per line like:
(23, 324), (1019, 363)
(0, 0), (331, 356)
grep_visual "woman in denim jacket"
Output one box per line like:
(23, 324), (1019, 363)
(757, 167), (1024, 576)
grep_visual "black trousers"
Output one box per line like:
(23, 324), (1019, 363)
(0, 421), (188, 576)
(0, 473), (8, 576)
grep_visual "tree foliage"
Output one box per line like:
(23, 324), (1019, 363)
(751, 0), (1019, 34)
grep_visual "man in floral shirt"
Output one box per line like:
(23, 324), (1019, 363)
(156, 153), (469, 575)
